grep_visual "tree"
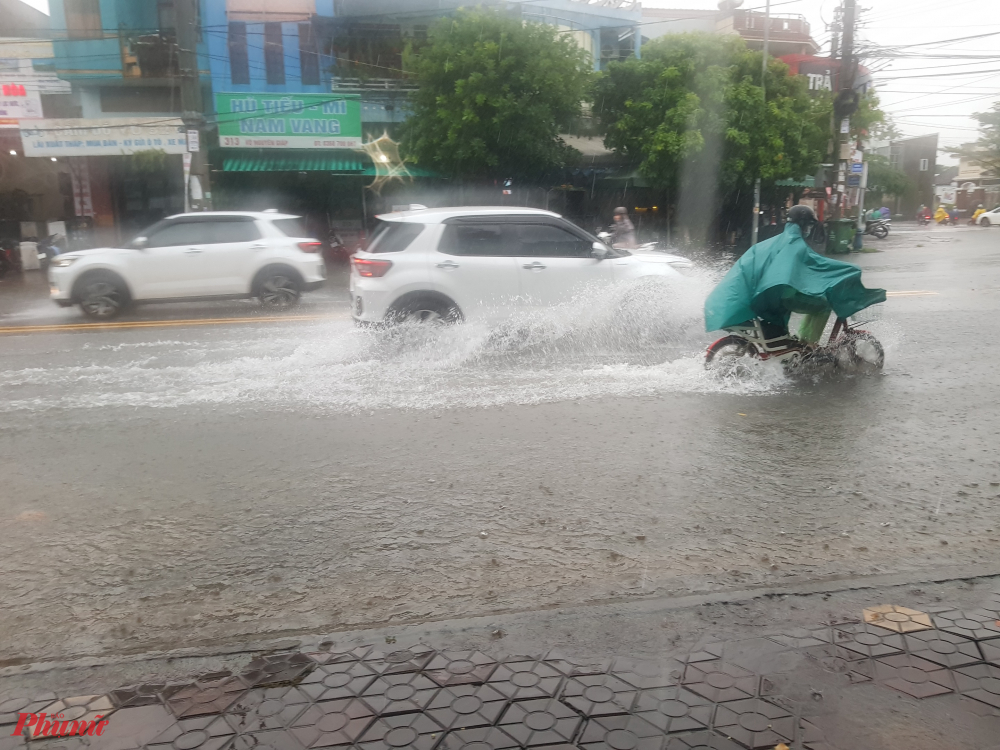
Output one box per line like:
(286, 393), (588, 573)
(947, 101), (1000, 177)
(864, 153), (913, 206)
(400, 9), (593, 181)
(592, 33), (827, 240)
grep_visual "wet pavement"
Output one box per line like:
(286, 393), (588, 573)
(1, 223), (999, 747)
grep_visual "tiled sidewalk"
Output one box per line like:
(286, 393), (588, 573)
(5, 590), (1000, 750)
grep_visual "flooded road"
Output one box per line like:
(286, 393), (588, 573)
(1, 226), (998, 663)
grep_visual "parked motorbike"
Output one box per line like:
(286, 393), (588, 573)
(863, 219), (890, 239)
(705, 316), (884, 375)
(36, 234), (66, 273)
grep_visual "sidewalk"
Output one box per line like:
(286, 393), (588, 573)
(4, 571), (1000, 750)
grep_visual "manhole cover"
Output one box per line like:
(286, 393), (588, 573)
(606, 729), (639, 750)
(453, 696), (483, 715)
(317, 713), (349, 732)
(524, 711), (557, 731)
(583, 686), (615, 703)
(174, 730), (209, 750)
(384, 685), (417, 701)
(384, 727), (418, 747)
(510, 672), (540, 688)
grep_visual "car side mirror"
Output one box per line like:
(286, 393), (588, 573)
(131, 237), (148, 250)
(592, 241), (610, 259)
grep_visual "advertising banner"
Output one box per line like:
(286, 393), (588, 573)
(215, 93), (362, 149)
(20, 118), (187, 156)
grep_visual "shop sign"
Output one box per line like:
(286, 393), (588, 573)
(19, 118), (188, 156)
(0, 81), (43, 125)
(215, 93), (362, 149)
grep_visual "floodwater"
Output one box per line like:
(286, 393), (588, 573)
(0, 230), (997, 663)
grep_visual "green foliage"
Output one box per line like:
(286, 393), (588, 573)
(947, 101), (1000, 177)
(864, 152), (913, 204)
(129, 148), (168, 174)
(592, 34), (827, 235)
(400, 8), (593, 181)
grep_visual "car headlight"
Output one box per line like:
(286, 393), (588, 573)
(50, 256), (80, 268)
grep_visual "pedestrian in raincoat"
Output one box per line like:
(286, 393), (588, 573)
(611, 207), (637, 249)
(704, 205), (886, 345)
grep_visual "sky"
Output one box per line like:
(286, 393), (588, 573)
(14, 0), (998, 160)
(642, 0), (1000, 162)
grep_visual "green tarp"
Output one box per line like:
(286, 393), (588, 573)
(704, 222), (886, 332)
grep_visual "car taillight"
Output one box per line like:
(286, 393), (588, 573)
(298, 241), (322, 253)
(352, 257), (393, 277)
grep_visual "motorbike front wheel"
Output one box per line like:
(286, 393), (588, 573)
(705, 335), (759, 370)
(834, 332), (885, 374)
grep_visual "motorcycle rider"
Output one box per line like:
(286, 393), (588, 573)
(704, 205), (885, 345)
(610, 207), (637, 249)
(971, 204), (986, 223)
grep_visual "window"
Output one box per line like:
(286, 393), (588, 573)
(271, 218), (309, 238)
(65, 0), (102, 40)
(438, 224), (509, 256)
(366, 221), (424, 253)
(264, 23), (285, 85)
(145, 221), (210, 248)
(514, 223), (591, 258)
(100, 87), (180, 113)
(919, 158), (929, 172)
(299, 23), (320, 86)
(228, 22), (250, 85)
(204, 219), (261, 243)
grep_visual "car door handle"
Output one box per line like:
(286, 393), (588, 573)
(436, 260), (460, 269)
(184, 248), (203, 254)
(522, 261), (547, 270)
(251, 243), (266, 249)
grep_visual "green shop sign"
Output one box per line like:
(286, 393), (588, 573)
(215, 93), (362, 149)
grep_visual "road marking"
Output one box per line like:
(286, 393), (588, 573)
(0, 314), (333, 335)
(886, 291), (939, 297)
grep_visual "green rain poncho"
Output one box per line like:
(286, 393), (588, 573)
(704, 223), (886, 339)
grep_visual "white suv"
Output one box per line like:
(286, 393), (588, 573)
(49, 211), (327, 319)
(350, 207), (692, 324)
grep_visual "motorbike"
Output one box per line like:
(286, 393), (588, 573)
(917, 214), (931, 226)
(705, 316), (884, 375)
(36, 234), (66, 273)
(596, 230), (660, 253)
(863, 218), (890, 239)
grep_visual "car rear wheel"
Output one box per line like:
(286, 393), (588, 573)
(258, 271), (300, 309)
(387, 296), (461, 325)
(78, 273), (128, 320)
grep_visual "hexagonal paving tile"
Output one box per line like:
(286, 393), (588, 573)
(0, 695), (56, 727)
(862, 605), (933, 633)
(952, 664), (1000, 709)
(578, 714), (671, 749)
(109, 683), (167, 709)
(242, 654), (317, 688)
(663, 730), (747, 750)
(981, 640), (1000, 668)
(424, 684), (508, 730)
(678, 643), (724, 665)
(830, 623), (906, 659)
(902, 630), (983, 669)
(438, 726), (522, 750)
(632, 686), (714, 734)
(165, 675), (250, 719)
(147, 714), (235, 750)
(424, 652), (498, 687)
(222, 686), (314, 732)
(355, 712), (445, 750)
(765, 628), (831, 650)
(872, 654), (956, 699)
(27, 695), (115, 739)
(378, 646), (437, 675)
(487, 659), (565, 701)
(681, 663), (758, 703)
(561, 674), (638, 717)
(298, 660), (379, 703)
(359, 672), (442, 715)
(611, 657), (678, 690)
(498, 698), (582, 747)
(289, 697), (374, 748)
(712, 698), (794, 750)
(933, 610), (1000, 642)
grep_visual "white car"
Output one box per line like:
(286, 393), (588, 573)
(350, 207), (692, 324)
(978, 207), (1000, 226)
(48, 211), (327, 319)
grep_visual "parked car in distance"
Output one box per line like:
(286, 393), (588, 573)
(48, 211), (327, 319)
(349, 207), (694, 325)
(978, 207), (1000, 226)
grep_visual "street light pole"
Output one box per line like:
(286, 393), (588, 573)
(750, 0), (770, 246)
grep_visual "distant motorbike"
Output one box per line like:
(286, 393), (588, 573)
(36, 234), (66, 272)
(705, 316), (884, 375)
(917, 214), (931, 226)
(863, 218), (890, 239)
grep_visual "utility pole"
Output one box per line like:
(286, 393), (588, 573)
(834, 0), (857, 220)
(750, 0), (770, 246)
(175, 0), (210, 211)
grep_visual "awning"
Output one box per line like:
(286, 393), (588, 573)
(222, 151), (368, 173)
(776, 176), (816, 188)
